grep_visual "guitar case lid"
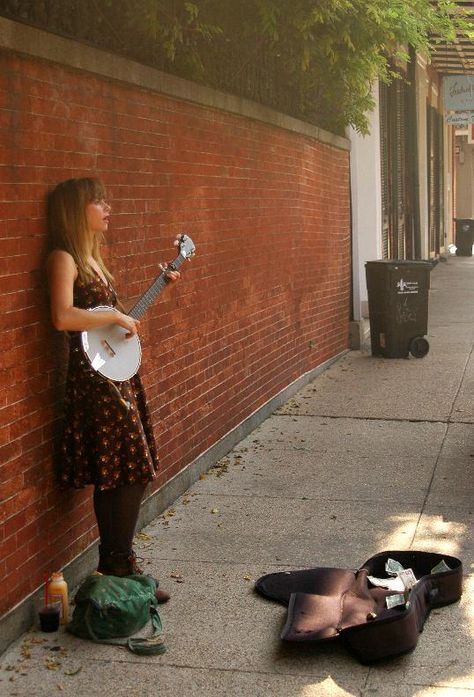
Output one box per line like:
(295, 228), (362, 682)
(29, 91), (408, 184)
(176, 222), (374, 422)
(255, 550), (463, 663)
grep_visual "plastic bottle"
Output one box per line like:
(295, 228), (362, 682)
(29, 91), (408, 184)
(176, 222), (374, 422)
(47, 572), (69, 624)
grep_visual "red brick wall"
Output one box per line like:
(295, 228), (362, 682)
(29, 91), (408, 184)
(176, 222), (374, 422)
(0, 50), (350, 617)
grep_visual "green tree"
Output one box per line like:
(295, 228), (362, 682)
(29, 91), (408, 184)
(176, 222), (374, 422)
(1, 0), (470, 132)
(191, 0), (471, 133)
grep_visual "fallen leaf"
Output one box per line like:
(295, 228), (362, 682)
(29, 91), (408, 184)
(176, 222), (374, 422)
(64, 666), (82, 676)
(210, 508), (220, 514)
(44, 657), (61, 671)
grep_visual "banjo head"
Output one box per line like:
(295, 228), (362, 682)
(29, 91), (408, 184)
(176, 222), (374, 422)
(81, 307), (142, 382)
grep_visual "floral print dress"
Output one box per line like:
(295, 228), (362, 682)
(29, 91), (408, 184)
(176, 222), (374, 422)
(59, 273), (159, 491)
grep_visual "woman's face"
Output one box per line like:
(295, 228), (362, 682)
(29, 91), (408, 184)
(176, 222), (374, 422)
(85, 198), (111, 236)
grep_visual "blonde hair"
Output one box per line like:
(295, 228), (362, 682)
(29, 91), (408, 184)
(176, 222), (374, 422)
(47, 177), (113, 284)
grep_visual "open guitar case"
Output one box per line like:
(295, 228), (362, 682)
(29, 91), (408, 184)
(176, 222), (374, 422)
(254, 550), (463, 663)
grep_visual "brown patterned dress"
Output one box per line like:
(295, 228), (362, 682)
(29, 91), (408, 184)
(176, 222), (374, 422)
(59, 273), (159, 491)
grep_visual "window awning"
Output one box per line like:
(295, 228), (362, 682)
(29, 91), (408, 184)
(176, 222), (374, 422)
(430, 0), (474, 74)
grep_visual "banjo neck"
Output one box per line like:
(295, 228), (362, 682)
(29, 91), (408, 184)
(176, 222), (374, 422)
(127, 253), (187, 321)
(81, 234), (195, 382)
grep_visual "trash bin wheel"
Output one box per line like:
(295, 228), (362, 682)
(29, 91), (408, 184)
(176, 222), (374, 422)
(409, 336), (429, 359)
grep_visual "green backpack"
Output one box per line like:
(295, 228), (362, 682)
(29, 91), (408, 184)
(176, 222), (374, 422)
(67, 574), (166, 655)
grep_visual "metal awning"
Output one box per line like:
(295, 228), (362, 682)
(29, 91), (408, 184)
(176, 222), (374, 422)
(430, 0), (474, 74)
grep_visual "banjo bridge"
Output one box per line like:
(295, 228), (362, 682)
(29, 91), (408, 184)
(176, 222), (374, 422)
(101, 339), (116, 357)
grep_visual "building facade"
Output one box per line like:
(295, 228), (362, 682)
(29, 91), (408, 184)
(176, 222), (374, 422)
(350, 54), (467, 336)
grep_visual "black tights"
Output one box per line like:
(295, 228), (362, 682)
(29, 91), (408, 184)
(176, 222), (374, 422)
(93, 482), (147, 556)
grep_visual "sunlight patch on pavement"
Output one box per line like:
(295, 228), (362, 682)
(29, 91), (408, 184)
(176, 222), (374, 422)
(376, 514), (418, 550)
(412, 513), (467, 558)
(299, 676), (358, 696)
(378, 513), (468, 559)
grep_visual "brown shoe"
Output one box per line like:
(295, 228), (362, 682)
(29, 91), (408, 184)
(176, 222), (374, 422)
(97, 549), (143, 576)
(98, 548), (170, 602)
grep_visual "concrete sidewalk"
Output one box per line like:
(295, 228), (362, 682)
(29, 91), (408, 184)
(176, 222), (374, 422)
(1, 257), (473, 697)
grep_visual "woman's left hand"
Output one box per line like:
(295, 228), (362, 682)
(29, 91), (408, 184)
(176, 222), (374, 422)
(160, 263), (181, 283)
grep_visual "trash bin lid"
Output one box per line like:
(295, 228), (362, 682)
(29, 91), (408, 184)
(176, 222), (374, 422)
(365, 259), (433, 268)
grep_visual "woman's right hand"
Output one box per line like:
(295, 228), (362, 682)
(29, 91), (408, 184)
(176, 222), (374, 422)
(114, 312), (140, 338)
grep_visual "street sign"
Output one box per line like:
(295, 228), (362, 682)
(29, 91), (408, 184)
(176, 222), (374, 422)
(443, 75), (474, 111)
(446, 112), (474, 126)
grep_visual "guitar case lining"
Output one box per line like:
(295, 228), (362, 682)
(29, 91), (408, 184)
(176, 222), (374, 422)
(255, 551), (463, 663)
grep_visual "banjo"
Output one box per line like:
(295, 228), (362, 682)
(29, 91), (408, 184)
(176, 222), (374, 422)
(81, 234), (196, 382)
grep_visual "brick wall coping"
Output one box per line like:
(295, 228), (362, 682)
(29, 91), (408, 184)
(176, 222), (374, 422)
(0, 15), (350, 152)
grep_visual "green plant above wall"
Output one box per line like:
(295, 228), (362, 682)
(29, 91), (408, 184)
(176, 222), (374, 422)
(0, 0), (471, 133)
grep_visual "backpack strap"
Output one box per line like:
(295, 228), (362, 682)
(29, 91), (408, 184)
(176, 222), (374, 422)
(84, 604), (166, 656)
(127, 607), (166, 656)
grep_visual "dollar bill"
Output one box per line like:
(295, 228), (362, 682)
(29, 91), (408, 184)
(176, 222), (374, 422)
(386, 593), (406, 609)
(385, 558), (405, 576)
(368, 560), (417, 592)
(431, 560), (451, 574)
(397, 568), (417, 590)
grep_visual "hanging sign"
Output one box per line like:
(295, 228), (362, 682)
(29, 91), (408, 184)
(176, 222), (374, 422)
(443, 75), (474, 111)
(445, 112), (474, 126)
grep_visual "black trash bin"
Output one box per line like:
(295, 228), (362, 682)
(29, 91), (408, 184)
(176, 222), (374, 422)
(454, 218), (474, 256)
(365, 260), (432, 359)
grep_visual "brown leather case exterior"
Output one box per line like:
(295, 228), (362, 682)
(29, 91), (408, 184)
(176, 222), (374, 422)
(255, 551), (463, 663)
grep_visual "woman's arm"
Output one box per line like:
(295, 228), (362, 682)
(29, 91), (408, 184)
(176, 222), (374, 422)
(47, 250), (140, 335)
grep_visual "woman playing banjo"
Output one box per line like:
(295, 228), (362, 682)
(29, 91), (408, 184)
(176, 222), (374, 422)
(47, 176), (179, 601)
